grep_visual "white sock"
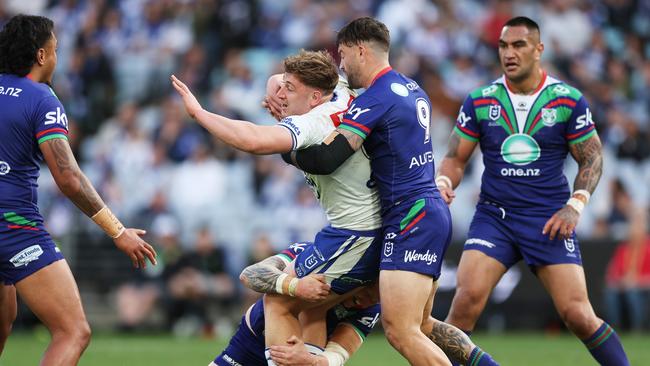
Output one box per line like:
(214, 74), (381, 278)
(265, 348), (277, 366)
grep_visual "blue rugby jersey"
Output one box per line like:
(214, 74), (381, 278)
(454, 73), (597, 212)
(338, 67), (440, 211)
(0, 74), (69, 213)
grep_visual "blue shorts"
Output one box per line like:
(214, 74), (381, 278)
(0, 211), (64, 285)
(294, 226), (382, 294)
(380, 197), (452, 279)
(213, 315), (265, 366)
(464, 202), (582, 269)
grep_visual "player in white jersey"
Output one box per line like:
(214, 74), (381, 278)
(172, 50), (382, 364)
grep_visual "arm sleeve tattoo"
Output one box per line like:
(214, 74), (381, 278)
(570, 135), (603, 194)
(240, 256), (289, 294)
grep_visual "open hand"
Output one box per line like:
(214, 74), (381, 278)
(270, 335), (320, 366)
(171, 75), (203, 119)
(113, 228), (157, 269)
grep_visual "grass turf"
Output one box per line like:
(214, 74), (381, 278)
(2, 331), (648, 365)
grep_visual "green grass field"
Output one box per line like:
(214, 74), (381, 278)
(2, 331), (648, 365)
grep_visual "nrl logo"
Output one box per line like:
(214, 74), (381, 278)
(541, 108), (557, 126)
(489, 105), (501, 121)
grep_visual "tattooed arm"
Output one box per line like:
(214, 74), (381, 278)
(40, 138), (157, 268)
(436, 132), (478, 204)
(240, 255), (330, 301)
(543, 134), (603, 240)
(424, 317), (476, 363)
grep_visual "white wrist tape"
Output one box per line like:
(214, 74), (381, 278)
(91, 206), (125, 238)
(322, 342), (349, 366)
(567, 197), (585, 215)
(435, 175), (452, 189)
(573, 189), (591, 203)
(275, 273), (288, 295)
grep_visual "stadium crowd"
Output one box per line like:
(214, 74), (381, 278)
(2, 0), (649, 333)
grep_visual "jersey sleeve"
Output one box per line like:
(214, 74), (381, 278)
(452, 95), (480, 142)
(339, 95), (385, 140)
(33, 95), (69, 144)
(275, 242), (311, 265)
(566, 96), (597, 145)
(340, 304), (381, 340)
(278, 113), (328, 150)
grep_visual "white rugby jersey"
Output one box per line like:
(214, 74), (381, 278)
(278, 80), (382, 231)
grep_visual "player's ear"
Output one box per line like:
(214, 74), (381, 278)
(535, 42), (544, 61)
(310, 89), (322, 107)
(36, 47), (46, 66)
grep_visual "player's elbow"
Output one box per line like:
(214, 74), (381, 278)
(239, 267), (252, 287)
(55, 171), (83, 197)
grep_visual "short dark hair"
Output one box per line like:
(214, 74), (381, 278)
(0, 14), (54, 76)
(283, 50), (339, 94)
(504, 16), (540, 35)
(336, 17), (390, 52)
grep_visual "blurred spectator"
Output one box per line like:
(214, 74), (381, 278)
(166, 226), (235, 335)
(604, 207), (650, 331)
(240, 232), (276, 309)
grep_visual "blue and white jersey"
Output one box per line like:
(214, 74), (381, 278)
(338, 68), (440, 212)
(0, 74), (69, 214)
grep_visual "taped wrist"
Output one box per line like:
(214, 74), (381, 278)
(322, 342), (349, 366)
(293, 134), (355, 175)
(91, 206), (125, 238)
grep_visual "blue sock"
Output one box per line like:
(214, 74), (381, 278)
(449, 330), (472, 366)
(467, 347), (499, 366)
(581, 322), (630, 366)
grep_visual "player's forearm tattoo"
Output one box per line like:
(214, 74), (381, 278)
(48, 139), (103, 216)
(337, 128), (364, 151)
(427, 321), (474, 363)
(240, 256), (288, 294)
(571, 135), (603, 194)
(445, 133), (461, 159)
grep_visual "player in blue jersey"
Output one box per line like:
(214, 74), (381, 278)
(0, 15), (156, 365)
(280, 17), (494, 366)
(437, 17), (629, 366)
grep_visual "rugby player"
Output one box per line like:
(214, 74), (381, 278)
(172, 50), (384, 363)
(280, 18), (489, 366)
(437, 16), (629, 366)
(0, 15), (156, 365)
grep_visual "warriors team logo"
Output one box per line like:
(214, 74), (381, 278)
(500, 133), (541, 166)
(541, 108), (557, 127)
(489, 105), (501, 121)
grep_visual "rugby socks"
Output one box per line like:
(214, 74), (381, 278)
(581, 322), (630, 366)
(264, 348), (277, 366)
(467, 347), (499, 366)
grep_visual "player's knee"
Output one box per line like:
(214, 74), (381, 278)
(382, 317), (418, 350)
(450, 287), (486, 319)
(72, 321), (92, 350)
(559, 302), (597, 335)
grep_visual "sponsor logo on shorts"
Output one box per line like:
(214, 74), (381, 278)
(385, 232), (396, 240)
(465, 238), (496, 249)
(221, 354), (242, 366)
(9, 244), (43, 267)
(404, 249), (437, 265)
(289, 242), (307, 253)
(383, 241), (393, 257)
(305, 254), (319, 270)
(0, 161), (10, 175)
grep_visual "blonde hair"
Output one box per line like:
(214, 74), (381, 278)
(283, 50), (339, 94)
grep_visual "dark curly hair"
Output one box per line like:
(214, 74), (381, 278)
(0, 14), (54, 76)
(337, 17), (390, 52)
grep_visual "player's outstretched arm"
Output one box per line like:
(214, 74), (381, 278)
(543, 134), (603, 240)
(170, 75), (293, 154)
(283, 128), (358, 175)
(240, 256), (330, 301)
(40, 138), (157, 268)
(436, 132), (478, 204)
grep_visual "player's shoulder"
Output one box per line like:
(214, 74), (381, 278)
(1, 74), (57, 101)
(467, 77), (505, 99)
(368, 70), (423, 103)
(542, 75), (584, 101)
